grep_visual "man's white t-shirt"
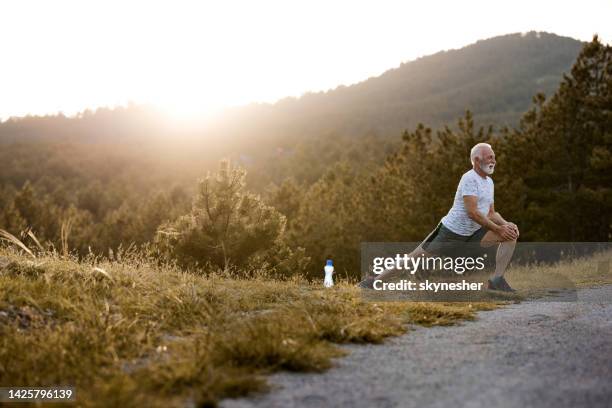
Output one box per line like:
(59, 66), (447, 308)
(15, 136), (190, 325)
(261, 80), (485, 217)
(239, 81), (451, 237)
(440, 169), (494, 236)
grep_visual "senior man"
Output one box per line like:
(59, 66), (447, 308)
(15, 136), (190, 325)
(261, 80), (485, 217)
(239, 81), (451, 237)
(360, 142), (519, 292)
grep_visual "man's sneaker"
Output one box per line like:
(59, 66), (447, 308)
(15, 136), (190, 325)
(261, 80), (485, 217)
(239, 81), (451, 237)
(487, 276), (516, 292)
(498, 276), (516, 292)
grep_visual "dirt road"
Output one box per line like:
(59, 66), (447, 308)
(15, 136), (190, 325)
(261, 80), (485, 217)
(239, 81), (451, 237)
(223, 286), (612, 408)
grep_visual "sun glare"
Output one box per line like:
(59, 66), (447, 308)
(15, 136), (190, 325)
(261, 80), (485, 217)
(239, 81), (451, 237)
(1, 0), (611, 120)
(156, 99), (223, 122)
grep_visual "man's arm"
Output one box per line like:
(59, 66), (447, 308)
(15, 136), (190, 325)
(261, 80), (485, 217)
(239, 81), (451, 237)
(488, 203), (507, 226)
(488, 203), (520, 237)
(463, 196), (518, 240)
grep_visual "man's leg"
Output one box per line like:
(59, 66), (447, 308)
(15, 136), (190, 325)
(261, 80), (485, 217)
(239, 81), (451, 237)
(358, 224), (440, 288)
(480, 230), (517, 279)
(374, 245), (428, 282)
(374, 223), (447, 282)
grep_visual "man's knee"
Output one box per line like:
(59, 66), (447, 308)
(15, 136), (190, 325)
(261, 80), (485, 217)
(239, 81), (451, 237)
(481, 231), (517, 247)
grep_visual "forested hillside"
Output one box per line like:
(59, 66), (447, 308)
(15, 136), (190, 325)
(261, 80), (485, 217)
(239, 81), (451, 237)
(212, 31), (583, 142)
(0, 32), (583, 187)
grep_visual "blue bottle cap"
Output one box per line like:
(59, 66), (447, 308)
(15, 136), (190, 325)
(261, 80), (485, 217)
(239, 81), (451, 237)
(326, 260), (333, 266)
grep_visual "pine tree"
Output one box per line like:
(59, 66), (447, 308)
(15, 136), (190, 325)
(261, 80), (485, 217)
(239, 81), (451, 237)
(156, 160), (306, 275)
(498, 36), (611, 241)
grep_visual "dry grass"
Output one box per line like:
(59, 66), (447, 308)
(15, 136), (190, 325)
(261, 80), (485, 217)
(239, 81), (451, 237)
(506, 249), (612, 298)
(405, 302), (498, 326)
(2, 244), (606, 406)
(0, 246), (488, 407)
(0, 229), (36, 258)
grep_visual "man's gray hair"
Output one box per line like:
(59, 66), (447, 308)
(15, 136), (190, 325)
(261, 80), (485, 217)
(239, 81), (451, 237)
(470, 143), (492, 165)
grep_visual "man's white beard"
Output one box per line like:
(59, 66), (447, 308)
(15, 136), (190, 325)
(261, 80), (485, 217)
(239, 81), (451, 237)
(480, 162), (495, 175)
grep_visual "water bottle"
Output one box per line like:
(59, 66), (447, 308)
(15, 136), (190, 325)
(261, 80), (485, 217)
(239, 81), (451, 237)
(324, 259), (334, 288)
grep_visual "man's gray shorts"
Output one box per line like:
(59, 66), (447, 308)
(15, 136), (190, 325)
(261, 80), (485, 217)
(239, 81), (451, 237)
(421, 222), (488, 257)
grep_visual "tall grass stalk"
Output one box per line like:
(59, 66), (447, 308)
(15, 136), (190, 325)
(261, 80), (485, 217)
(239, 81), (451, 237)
(0, 228), (35, 258)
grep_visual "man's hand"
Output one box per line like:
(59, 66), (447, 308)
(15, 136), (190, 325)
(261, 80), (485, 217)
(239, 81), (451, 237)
(496, 223), (518, 241)
(506, 222), (520, 238)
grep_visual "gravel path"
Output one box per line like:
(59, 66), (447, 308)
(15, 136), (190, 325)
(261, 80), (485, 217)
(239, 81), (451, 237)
(222, 286), (612, 408)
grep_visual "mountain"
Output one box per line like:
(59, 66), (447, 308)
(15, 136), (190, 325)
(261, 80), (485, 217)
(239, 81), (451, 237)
(1, 32), (582, 146)
(209, 31), (583, 144)
(0, 31), (585, 188)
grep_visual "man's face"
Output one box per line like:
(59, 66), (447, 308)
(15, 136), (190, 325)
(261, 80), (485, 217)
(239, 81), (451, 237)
(477, 147), (496, 174)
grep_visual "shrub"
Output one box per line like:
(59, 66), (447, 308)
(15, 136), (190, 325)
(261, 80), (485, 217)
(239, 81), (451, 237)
(156, 160), (309, 276)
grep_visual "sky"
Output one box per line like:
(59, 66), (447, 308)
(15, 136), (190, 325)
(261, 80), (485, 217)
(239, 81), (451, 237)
(1, 0), (611, 121)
